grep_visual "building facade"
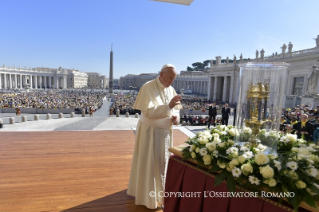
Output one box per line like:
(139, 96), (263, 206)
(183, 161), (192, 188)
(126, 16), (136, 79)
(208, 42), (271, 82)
(87, 72), (108, 89)
(173, 70), (209, 95)
(205, 39), (319, 104)
(119, 73), (158, 90)
(0, 65), (109, 89)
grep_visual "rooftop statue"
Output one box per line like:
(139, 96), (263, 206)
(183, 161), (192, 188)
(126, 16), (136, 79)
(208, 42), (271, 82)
(226, 56), (229, 64)
(260, 49), (265, 59)
(314, 35), (319, 47)
(288, 42), (293, 53)
(281, 43), (287, 54)
(256, 50), (259, 59)
(306, 66), (319, 96)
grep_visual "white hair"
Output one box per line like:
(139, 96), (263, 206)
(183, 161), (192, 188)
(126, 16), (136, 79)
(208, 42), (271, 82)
(161, 64), (175, 73)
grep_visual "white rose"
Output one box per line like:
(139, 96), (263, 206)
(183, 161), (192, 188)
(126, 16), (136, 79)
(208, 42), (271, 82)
(230, 159), (239, 166)
(191, 152), (196, 159)
(238, 155), (246, 164)
(195, 147), (200, 153)
(218, 143), (225, 148)
(198, 135), (208, 144)
(228, 140), (235, 145)
(295, 180), (306, 189)
(243, 127), (252, 134)
(255, 152), (270, 165)
(310, 155), (319, 162)
(299, 148), (310, 156)
(268, 178), (277, 187)
(260, 165), (274, 178)
(241, 163), (253, 175)
(203, 154), (212, 165)
(286, 134), (297, 142)
(228, 128), (235, 136)
(206, 143), (215, 152)
(212, 133), (220, 139)
(214, 138), (222, 143)
(189, 145), (196, 152)
(291, 147), (299, 152)
(217, 160), (226, 169)
(226, 163), (236, 172)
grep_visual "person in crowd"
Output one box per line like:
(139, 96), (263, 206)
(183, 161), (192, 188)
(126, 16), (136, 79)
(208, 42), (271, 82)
(127, 64), (182, 209)
(208, 102), (217, 129)
(221, 103), (231, 126)
(293, 114), (313, 141)
(89, 107), (93, 117)
(109, 107), (113, 117)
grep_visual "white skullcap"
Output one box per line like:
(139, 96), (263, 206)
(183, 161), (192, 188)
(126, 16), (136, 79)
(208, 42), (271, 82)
(161, 64), (175, 71)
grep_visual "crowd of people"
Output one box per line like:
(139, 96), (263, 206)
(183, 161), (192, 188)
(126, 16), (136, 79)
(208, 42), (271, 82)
(280, 104), (319, 143)
(0, 90), (106, 112)
(109, 93), (141, 115)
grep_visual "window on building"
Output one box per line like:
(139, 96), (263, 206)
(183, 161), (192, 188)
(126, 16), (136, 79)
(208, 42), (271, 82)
(292, 77), (304, 96)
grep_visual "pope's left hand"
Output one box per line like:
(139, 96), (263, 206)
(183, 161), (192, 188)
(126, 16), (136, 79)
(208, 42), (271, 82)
(172, 115), (179, 125)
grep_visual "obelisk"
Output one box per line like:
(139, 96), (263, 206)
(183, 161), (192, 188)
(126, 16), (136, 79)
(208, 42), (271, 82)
(109, 45), (113, 93)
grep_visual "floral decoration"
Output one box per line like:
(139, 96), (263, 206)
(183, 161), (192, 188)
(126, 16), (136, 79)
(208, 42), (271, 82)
(182, 125), (319, 211)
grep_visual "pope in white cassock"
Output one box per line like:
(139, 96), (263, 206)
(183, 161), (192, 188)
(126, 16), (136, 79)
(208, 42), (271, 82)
(127, 64), (182, 209)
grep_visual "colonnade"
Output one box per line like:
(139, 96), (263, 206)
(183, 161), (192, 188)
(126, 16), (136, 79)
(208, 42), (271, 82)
(173, 80), (208, 94)
(0, 73), (67, 89)
(208, 75), (234, 102)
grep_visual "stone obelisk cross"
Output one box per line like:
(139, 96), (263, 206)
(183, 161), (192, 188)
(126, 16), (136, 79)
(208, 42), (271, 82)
(109, 45), (113, 93)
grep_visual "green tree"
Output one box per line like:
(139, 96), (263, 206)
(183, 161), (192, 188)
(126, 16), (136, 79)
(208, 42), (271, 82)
(187, 66), (194, 71)
(192, 62), (205, 71)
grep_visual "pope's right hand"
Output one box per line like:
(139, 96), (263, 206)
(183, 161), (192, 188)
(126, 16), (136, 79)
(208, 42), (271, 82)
(169, 95), (182, 109)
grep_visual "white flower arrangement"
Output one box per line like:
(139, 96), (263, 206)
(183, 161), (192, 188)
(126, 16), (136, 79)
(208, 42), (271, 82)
(182, 124), (319, 211)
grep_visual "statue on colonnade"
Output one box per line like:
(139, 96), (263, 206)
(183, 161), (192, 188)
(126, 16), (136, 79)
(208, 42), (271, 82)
(226, 56), (229, 64)
(260, 49), (265, 60)
(288, 42), (293, 53)
(314, 35), (319, 47)
(256, 50), (259, 60)
(306, 66), (319, 96)
(281, 44), (287, 55)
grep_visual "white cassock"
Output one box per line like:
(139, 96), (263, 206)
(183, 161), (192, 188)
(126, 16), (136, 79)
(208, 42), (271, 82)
(127, 76), (181, 209)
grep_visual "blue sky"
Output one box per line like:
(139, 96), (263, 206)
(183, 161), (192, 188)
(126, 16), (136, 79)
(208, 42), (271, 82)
(0, 0), (318, 78)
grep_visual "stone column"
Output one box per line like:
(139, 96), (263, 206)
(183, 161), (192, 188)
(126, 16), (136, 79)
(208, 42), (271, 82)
(49, 76), (52, 88)
(24, 75), (27, 88)
(213, 77), (218, 101)
(55, 76), (58, 89)
(35, 75), (38, 89)
(229, 76), (234, 103)
(63, 76), (67, 89)
(4, 73), (7, 89)
(14, 74), (17, 89)
(30, 75), (33, 89)
(0, 73), (2, 89)
(39, 76), (42, 89)
(19, 75), (22, 89)
(44, 76), (47, 88)
(9, 74), (12, 89)
(222, 76), (228, 101)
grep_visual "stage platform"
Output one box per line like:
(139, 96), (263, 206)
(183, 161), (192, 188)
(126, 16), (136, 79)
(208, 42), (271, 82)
(0, 130), (189, 212)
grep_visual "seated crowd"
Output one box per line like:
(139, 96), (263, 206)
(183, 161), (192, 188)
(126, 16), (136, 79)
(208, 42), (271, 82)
(279, 104), (319, 143)
(0, 90), (106, 112)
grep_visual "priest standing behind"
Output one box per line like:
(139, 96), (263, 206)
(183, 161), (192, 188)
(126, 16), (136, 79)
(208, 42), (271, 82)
(127, 64), (182, 209)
